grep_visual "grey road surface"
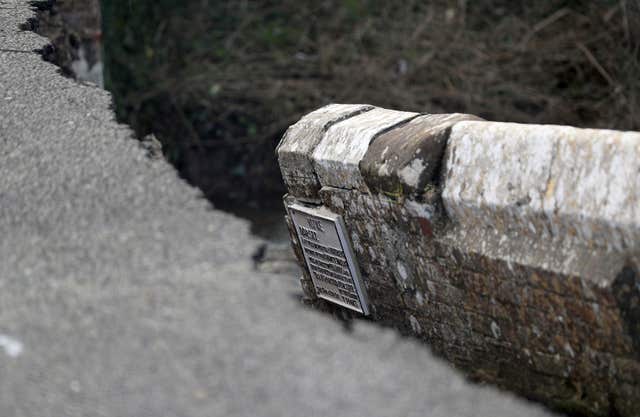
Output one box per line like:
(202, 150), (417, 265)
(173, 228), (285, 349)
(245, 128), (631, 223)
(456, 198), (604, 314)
(0, 1), (553, 416)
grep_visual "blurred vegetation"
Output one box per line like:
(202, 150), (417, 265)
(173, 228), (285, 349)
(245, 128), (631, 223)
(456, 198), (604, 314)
(25, 0), (101, 79)
(101, 0), (639, 208)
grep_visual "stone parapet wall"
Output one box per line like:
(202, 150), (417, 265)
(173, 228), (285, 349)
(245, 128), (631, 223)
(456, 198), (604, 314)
(278, 105), (640, 416)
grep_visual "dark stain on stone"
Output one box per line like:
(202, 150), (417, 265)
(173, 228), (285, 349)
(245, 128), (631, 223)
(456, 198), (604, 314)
(612, 264), (640, 358)
(418, 217), (433, 238)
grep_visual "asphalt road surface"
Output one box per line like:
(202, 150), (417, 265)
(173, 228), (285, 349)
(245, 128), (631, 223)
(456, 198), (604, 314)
(0, 1), (553, 416)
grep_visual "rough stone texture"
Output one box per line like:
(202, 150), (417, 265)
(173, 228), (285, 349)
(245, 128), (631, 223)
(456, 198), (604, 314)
(0, 4), (554, 417)
(443, 121), (640, 284)
(280, 106), (640, 416)
(277, 104), (373, 201)
(361, 113), (481, 198)
(312, 107), (418, 191)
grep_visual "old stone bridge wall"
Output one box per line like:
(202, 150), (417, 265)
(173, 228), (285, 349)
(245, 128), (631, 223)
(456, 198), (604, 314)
(278, 105), (640, 417)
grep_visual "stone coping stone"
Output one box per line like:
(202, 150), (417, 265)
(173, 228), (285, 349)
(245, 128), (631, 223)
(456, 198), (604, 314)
(312, 107), (419, 191)
(442, 121), (640, 284)
(277, 104), (373, 200)
(361, 113), (482, 197)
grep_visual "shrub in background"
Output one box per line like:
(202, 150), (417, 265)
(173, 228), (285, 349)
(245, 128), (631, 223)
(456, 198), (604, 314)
(101, 0), (639, 208)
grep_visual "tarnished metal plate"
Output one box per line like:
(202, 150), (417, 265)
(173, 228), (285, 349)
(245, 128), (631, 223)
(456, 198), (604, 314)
(288, 203), (369, 315)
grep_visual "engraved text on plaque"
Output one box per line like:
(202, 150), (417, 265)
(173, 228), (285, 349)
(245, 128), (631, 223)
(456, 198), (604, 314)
(288, 203), (369, 315)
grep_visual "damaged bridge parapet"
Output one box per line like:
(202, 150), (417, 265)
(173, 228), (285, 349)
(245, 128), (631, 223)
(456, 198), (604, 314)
(278, 104), (640, 417)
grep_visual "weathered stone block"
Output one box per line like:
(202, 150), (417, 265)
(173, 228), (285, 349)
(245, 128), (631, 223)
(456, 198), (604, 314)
(360, 113), (481, 197)
(312, 107), (418, 191)
(442, 121), (640, 282)
(277, 104), (373, 200)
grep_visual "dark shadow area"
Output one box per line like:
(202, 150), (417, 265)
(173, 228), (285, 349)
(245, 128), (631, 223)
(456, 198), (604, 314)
(613, 265), (640, 359)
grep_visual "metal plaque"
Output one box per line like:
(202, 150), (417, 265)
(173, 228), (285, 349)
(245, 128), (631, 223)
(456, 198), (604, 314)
(288, 203), (369, 315)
